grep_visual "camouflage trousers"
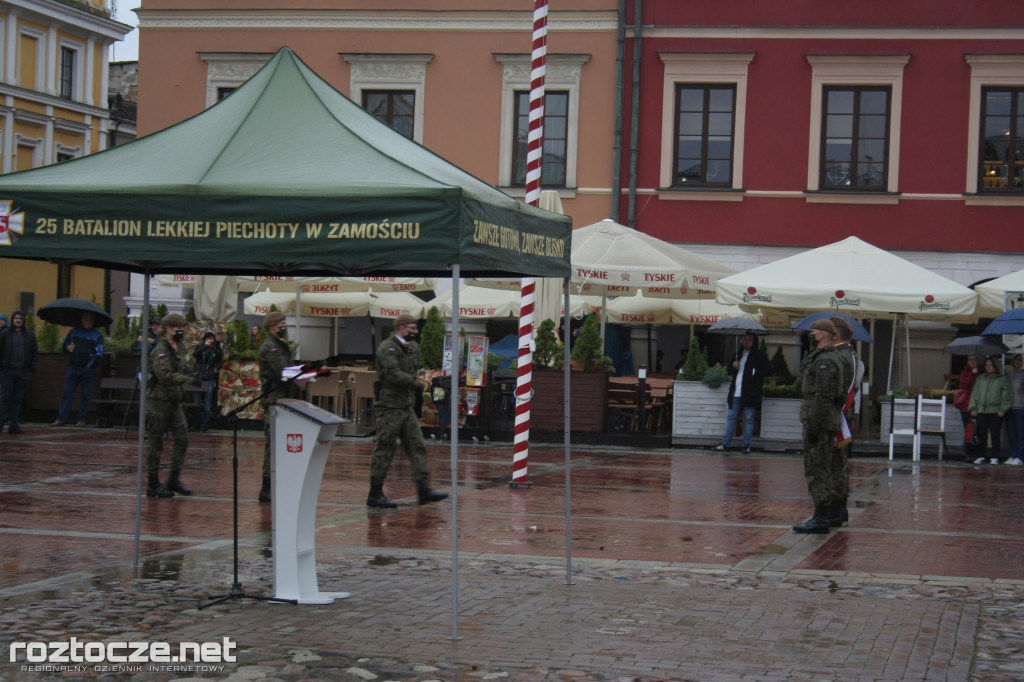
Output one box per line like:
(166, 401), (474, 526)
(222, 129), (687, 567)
(802, 427), (842, 506)
(370, 406), (429, 486)
(261, 400), (274, 478)
(146, 398), (188, 474)
(834, 442), (851, 501)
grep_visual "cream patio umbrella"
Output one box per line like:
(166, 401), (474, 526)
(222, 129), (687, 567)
(715, 236), (978, 321)
(715, 236), (979, 391)
(427, 286), (598, 320)
(242, 290), (425, 319)
(603, 290), (787, 327)
(975, 269), (1024, 317)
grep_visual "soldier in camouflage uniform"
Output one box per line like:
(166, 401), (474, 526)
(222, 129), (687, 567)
(793, 319), (846, 533)
(145, 313), (195, 498)
(256, 311), (293, 504)
(366, 313), (448, 508)
(829, 316), (859, 527)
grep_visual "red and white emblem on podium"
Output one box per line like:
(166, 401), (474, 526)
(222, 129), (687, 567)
(286, 434), (303, 453)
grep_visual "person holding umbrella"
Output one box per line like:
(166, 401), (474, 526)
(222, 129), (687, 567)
(969, 356), (1013, 465)
(145, 313), (195, 497)
(1005, 354), (1024, 466)
(711, 331), (772, 454)
(51, 312), (104, 427)
(0, 311), (38, 434)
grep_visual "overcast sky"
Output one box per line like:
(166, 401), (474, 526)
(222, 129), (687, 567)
(111, 3), (139, 62)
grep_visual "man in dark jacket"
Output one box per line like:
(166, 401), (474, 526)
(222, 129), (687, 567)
(191, 331), (224, 430)
(52, 312), (104, 427)
(0, 311), (38, 435)
(366, 313), (448, 508)
(712, 332), (772, 454)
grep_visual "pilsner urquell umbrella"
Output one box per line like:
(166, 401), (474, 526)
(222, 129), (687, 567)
(37, 298), (113, 328)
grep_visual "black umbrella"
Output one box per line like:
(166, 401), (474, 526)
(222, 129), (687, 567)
(791, 311), (873, 343)
(37, 298), (113, 328)
(943, 335), (1008, 357)
(706, 317), (769, 336)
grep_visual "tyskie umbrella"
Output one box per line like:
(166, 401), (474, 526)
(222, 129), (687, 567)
(791, 311), (873, 343)
(705, 317), (768, 336)
(37, 298), (113, 328)
(943, 336), (1008, 357)
(981, 307), (1024, 336)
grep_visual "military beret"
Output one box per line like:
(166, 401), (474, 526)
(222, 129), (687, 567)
(811, 319), (837, 335)
(829, 316), (853, 337)
(264, 311), (286, 328)
(162, 313), (187, 328)
(394, 313), (418, 327)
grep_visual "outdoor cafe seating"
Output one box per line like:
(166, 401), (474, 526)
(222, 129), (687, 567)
(608, 375), (673, 433)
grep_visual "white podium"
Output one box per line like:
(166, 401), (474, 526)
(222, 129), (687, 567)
(271, 398), (349, 604)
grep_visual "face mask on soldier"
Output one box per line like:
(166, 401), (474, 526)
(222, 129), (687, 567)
(173, 329), (185, 342)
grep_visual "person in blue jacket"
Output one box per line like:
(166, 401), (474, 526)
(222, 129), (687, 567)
(51, 312), (104, 427)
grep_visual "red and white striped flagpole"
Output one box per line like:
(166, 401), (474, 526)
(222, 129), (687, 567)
(512, 0), (548, 485)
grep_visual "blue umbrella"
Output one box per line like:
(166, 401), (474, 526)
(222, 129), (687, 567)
(791, 311), (873, 343)
(982, 307), (1024, 336)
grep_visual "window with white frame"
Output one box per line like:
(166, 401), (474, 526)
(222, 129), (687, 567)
(965, 55), (1024, 195)
(362, 90), (416, 140)
(343, 54), (432, 145)
(199, 53), (272, 108)
(495, 53), (588, 193)
(58, 43), (84, 100)
(806, 54), (909, 194)
(658, 53), (753, 193)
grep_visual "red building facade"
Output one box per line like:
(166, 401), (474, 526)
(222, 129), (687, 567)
(620, 1), (1024, 259)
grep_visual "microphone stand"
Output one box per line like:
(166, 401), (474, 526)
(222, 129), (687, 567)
(198, 360), (332, 610)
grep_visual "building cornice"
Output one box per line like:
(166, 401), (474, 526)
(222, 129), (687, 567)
(639, 26), (1024, 41)
(0, 83), (108, 118)
(6, 0), (132, 40)
(136, 9), (619, 33)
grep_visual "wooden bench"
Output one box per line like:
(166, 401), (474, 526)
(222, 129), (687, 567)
(92, 377), (139, 428)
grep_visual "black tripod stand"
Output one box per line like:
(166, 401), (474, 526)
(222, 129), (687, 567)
(199, 389), (296, 609)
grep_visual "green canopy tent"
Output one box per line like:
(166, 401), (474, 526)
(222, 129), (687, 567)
(0, 47), (570, 278)
(0, 47), (572, 638)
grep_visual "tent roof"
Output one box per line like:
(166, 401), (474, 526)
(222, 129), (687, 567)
(0, 47), (570, 278)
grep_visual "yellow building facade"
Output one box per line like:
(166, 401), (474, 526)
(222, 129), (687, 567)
(0, 0), (131, 322)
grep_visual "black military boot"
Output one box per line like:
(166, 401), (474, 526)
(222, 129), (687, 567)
(840, 497), (849, 524)
(792, 505), (830, 534)
(166, 469), (193, 496)
(367, 482), (397, 508)
(258, 477), (271, 503)
(147, 473), (173, 498)
(416, 479), (449, 505)
(827, 499), (846, 527)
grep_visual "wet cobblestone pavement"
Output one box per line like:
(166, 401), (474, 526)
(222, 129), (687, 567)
(1, 423), (1023, 681)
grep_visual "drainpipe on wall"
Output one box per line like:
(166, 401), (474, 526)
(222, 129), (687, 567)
(611, 0), (625, 221)
(627, 0), (642, 228)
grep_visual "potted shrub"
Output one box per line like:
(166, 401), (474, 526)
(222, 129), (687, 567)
(532, 314), (610, 432)
(671, 338), (730, 441)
